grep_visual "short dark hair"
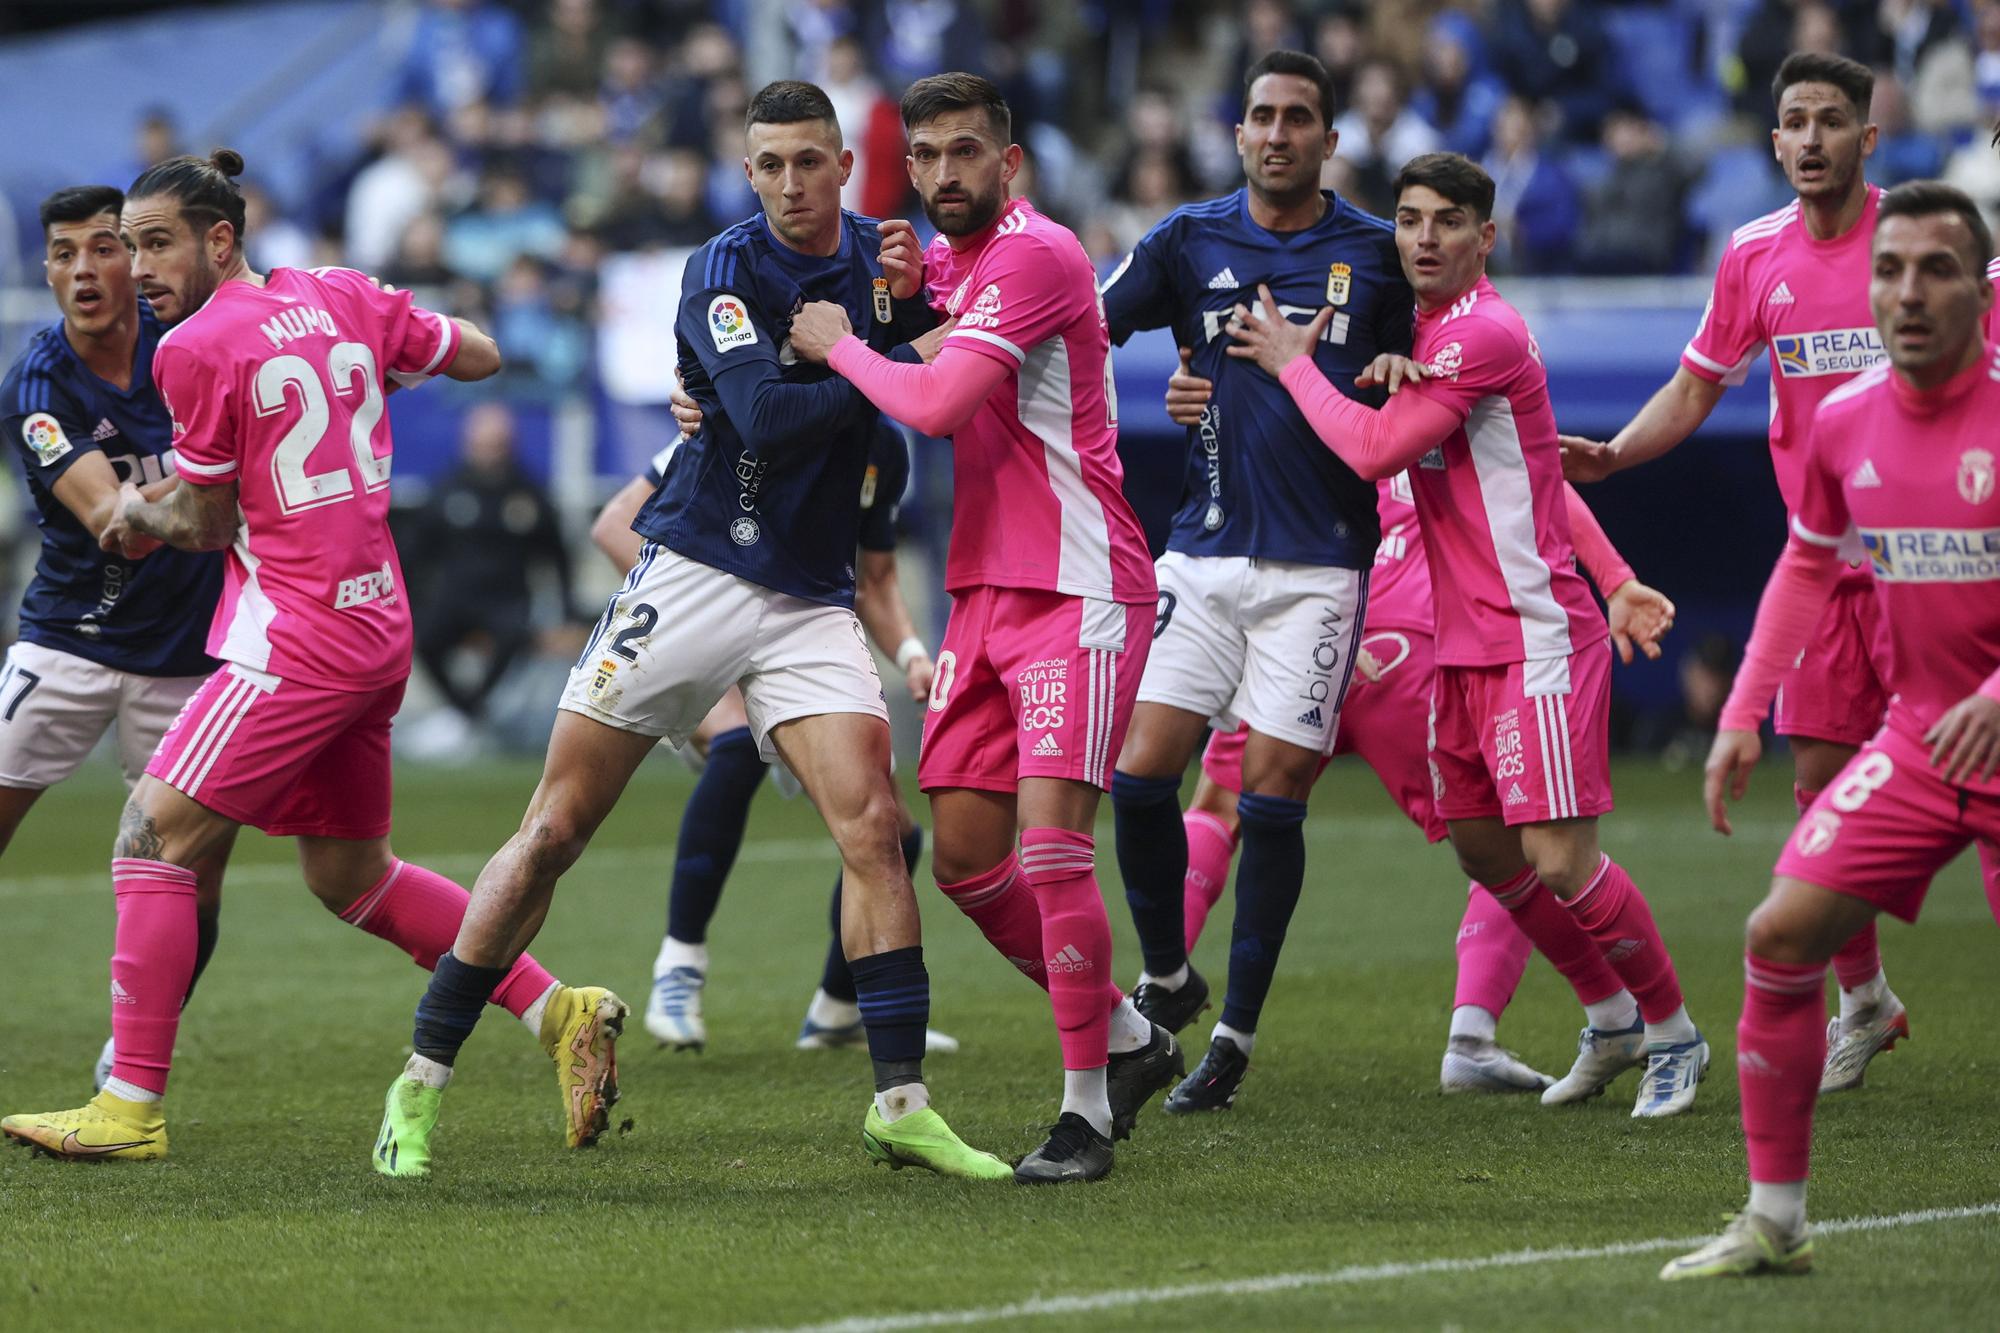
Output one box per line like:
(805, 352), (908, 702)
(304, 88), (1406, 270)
(1243, 49), (1337, 129)
(40, 185), (125, 235)
(900, 72), (1011, 144)
(746, 80), (841, 138)
(1392, 152), (1496, 223)
(1772, 51), (1873, 119)
(128, 148), (248, 246)
(1876, 179), (1994, 273)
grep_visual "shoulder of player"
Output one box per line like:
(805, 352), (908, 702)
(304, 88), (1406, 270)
(1, 330), (77, 418)
(1726, 200), (1801, 254)
(1444, 287), (1531, 350)
(689, 219), (764, 294)
(1986, 255), (2000, 285)
(1144, 192), (1238, 242)
(1817, 363), (1892, 418)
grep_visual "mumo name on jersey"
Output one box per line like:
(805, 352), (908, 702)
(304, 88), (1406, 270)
(1201, 305), (1351, 345)
(259, 306), (342, 350)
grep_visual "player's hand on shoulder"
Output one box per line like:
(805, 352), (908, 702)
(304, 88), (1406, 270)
(877, 219), (924, 300)
(1224, 283), (1332, 378)
(1924, 693), (2000, 785)
(789, 301), (854, 363)
(1605, 579), (1675, 664)
(1164, 346), (1213, 426)
(670, 382), (704, 436)
(1702, 728), (1762, 836)
(909, 316), (957, 365)
(1559, 434), (1616, 483)
(1355, 353), (1426, 394)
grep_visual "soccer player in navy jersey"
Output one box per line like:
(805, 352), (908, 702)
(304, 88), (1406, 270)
(1095, 50), (1411, 1110)
(379, 81), (1012, 1180)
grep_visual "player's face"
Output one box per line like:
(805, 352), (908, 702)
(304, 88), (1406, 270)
(1394, 184), (1496, 309)
(122, 195), (218, 327)
(744, 119), (853, 254)
(907, 112), (1019, 237)
(1870, 212), (1993, 383)
(44, 212), (136, 340)
(1236, 73), (1336, 205)
(1772, 82), (1875, 204)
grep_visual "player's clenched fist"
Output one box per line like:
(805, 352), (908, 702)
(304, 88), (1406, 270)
(97, 482), (160, 559)
(1164, 347), (1212, 426)
(1702, 727), (1762, 836)
(877, 219), (923, 300)
(669, 381), (703, 437)
(788, 300), (853, 364)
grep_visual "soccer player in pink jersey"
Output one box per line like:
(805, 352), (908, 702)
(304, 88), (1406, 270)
(0, 152), (618, 1167)
(1664, 181), (2000, 1280)
(786, 73), (1174, 1180)
(1225, 152), (1708, 1118)
(1563, 53), (1998, 1090)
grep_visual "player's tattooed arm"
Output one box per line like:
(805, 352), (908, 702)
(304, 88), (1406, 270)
(102, 477), (238, 555)
(115, 796), (166, 860)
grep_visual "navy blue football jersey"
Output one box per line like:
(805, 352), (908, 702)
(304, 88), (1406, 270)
(635, 210), (933, 605)
(646, 419), (905, 552)
(1, 305), (220, 675)
(1101, 189), (1412, 568)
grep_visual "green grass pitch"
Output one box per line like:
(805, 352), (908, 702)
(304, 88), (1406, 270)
(2, 756), (1996, 1330)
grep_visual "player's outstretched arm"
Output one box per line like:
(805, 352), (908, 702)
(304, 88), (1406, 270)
(102, 476), (238, 555)
(855, 549), (931, 702)
(1562, 482), (1676, 663)
(809, 310), (1011, 438)
(439, 318), (501, 381)
(52, 452), (168, 559)
(1561, 366), (1724, 483)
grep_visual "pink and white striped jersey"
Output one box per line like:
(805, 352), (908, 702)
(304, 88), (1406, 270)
(1793, 342), (2000, 769)
(1680, 186), (1885, 513)
(156, 267), (459, 691)
(1987, 256), (2000, 339)
(1403, 277), (1604, 667)
(1365, 471), (1434, 634)
(921, 198), (1154, 603)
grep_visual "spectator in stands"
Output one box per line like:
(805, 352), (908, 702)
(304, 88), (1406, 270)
(1869, 69), (1947, 182)
(1094, 145), (1198, 260)
(1489, 0), (1621, 144)
(495, 256), (589, 389)
(1735, 1), (1854, 115)
(820, 34), (906, 214)
(529, 0), (609, 101)
(409, 403), (577, 724)
(788, 0), (861, 84)
(241, 184), (314, 274)
(1880, 0), (1981, 132)
(600, 36), (668, 147)
(1576, 104), (1692, 274)
(345, 110), (457, 270)
(1979, 0), (2000, 118)
(1311, 6), (1368, 119)
(396, 0), (524, 116)
(444, 163), (567, 283)
(1484, 95), (1580, 274)
(1331, 59), (1442, 217)
(1412, 13), (1506, 158)
(869, 0), (988, 89)
(383, 212), (457, 289)
(128, 107), (181, 180)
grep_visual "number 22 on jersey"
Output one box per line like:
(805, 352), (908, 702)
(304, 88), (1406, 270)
(259, 342), (390, 513)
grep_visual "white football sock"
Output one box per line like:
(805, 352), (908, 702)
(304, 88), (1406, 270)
(402, 1053), (452, 1090)
(1584, 990), (1640, 1033)
(1449, 1005), (1498, 1044)
(1748, 1180), (1807, 1233)
(1061, 1066), (1112, 1136)
(1138, 963), (1189, 992)
(519, 980), (560, 1035)
(808, 988), (861, 1030)
(103, 1076), (161, 1105)
(1644, 1004), (1699, 1047)
(1838, 969), (1891, 1022)
(655, 935), (708, 977)
(873, 1080), (930, 1123)
(1214, 1021), (1256, 1056)
(1107, 996), (1150, 1053)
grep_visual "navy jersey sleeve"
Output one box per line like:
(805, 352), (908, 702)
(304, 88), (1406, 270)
(4, 350), (100, 488)
(1099, 216), (1181, 346)
(856, 422), (909, 552)
(677, 246), (864, 460)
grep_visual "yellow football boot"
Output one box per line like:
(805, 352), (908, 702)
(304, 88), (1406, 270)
(2, 1091), (167, 1161)
(538, 985), (628, 1148)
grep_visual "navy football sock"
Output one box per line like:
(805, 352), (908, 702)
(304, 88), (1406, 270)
(412, 951), (509, 1066)
(1220, 793), (1309, 1034)
(181, 910), (220, 1008)
(1111, 770), (1190, 977)
(665, 727), (765, 944)
(849, 946), (929, 1091)
(821, 824), (923, 1004)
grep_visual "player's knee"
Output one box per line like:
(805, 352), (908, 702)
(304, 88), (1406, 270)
(1745, 890), (1820, 964)
(1452, 844), (1519, 891)
(518, 809), (592, 880)
(828, 785), (903, 875)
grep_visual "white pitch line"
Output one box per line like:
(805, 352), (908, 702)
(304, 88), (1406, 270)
(753, 1202), (2000, 1333)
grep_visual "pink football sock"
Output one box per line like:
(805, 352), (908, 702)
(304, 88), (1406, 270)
(1482, 868), (1624, 1006)
(938, 852), (1049, 990)
(1740, 953), (1825, 1184)
(1452, 886), (1535, 1016)
(109, 858), (200, 1096)
(1020, 828), (1115, 1071)
(337, 859), (557, 1020)
(1565, 856), (1685, 1023)
(1181, 810), (1239, 952)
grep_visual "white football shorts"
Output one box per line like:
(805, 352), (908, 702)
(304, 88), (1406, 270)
(0, 639), (208, 788)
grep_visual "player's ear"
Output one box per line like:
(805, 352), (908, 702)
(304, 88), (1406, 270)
(206, 218), (237, 268)
(1479, 217), (1497, 258)
(1860, 121), (1878, 158)
(1323, 126), (1339, 161)
(838, 147), (855, 187)
(742, 155), (754, 186)
(1001, 143), (1023, 186)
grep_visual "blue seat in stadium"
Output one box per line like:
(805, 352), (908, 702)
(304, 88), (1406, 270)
(1601, 4), (1723, 130)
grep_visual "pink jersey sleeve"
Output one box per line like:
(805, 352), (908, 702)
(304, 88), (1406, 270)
(1789, 417), (1854, 548)
(1408, 312), (1528, 419)
(1680, 244), (1761, 386)
(154, 336), (239, 485)
(943, 231), (1075, 369)
(1562, 483), (1636, 595)
(313, 267), (459, 383)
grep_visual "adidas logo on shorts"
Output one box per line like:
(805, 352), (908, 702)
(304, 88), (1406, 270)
(1207, 267), (1238, 290)
(1031, 732), (1063, 757)
(1296, 705), (1323, 729)
(1505, 782), (1529, 806)
(1047, 944), (1092, 974)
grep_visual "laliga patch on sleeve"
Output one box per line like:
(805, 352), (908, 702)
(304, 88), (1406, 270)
(22, 412), (72, 466)
(708, 294), (759, 353)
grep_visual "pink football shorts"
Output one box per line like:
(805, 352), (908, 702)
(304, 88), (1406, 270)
(1430, 638), (1614, 827)
(145, 664), (405, 839)
(1774, 723), (2000, 923)
(1201, 628), (1446, 842)
(1773, 573), (1889, 747)
(918, 584), (1150, 793)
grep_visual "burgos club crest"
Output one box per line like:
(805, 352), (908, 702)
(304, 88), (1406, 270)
(708, 295), (758, 352)
(1959, 448), (1995, 505)
(1326, 262), (1352, 306)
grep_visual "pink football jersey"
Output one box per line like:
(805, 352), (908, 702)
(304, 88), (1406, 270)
(1403, 277), (1604, 667)
(1793, 343), (2000, 778)
(1987, 256), (2000, 339)
(1681, 186), (1886, 513)
(1365, 470), (1433, 634)
(156, 267), (459, 690)
(921, 198), (1153, 604)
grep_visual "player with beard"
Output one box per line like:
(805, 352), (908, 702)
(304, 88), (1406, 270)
(1563, 53), (2000, 1091)
(788, 72), (1174, 1181)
